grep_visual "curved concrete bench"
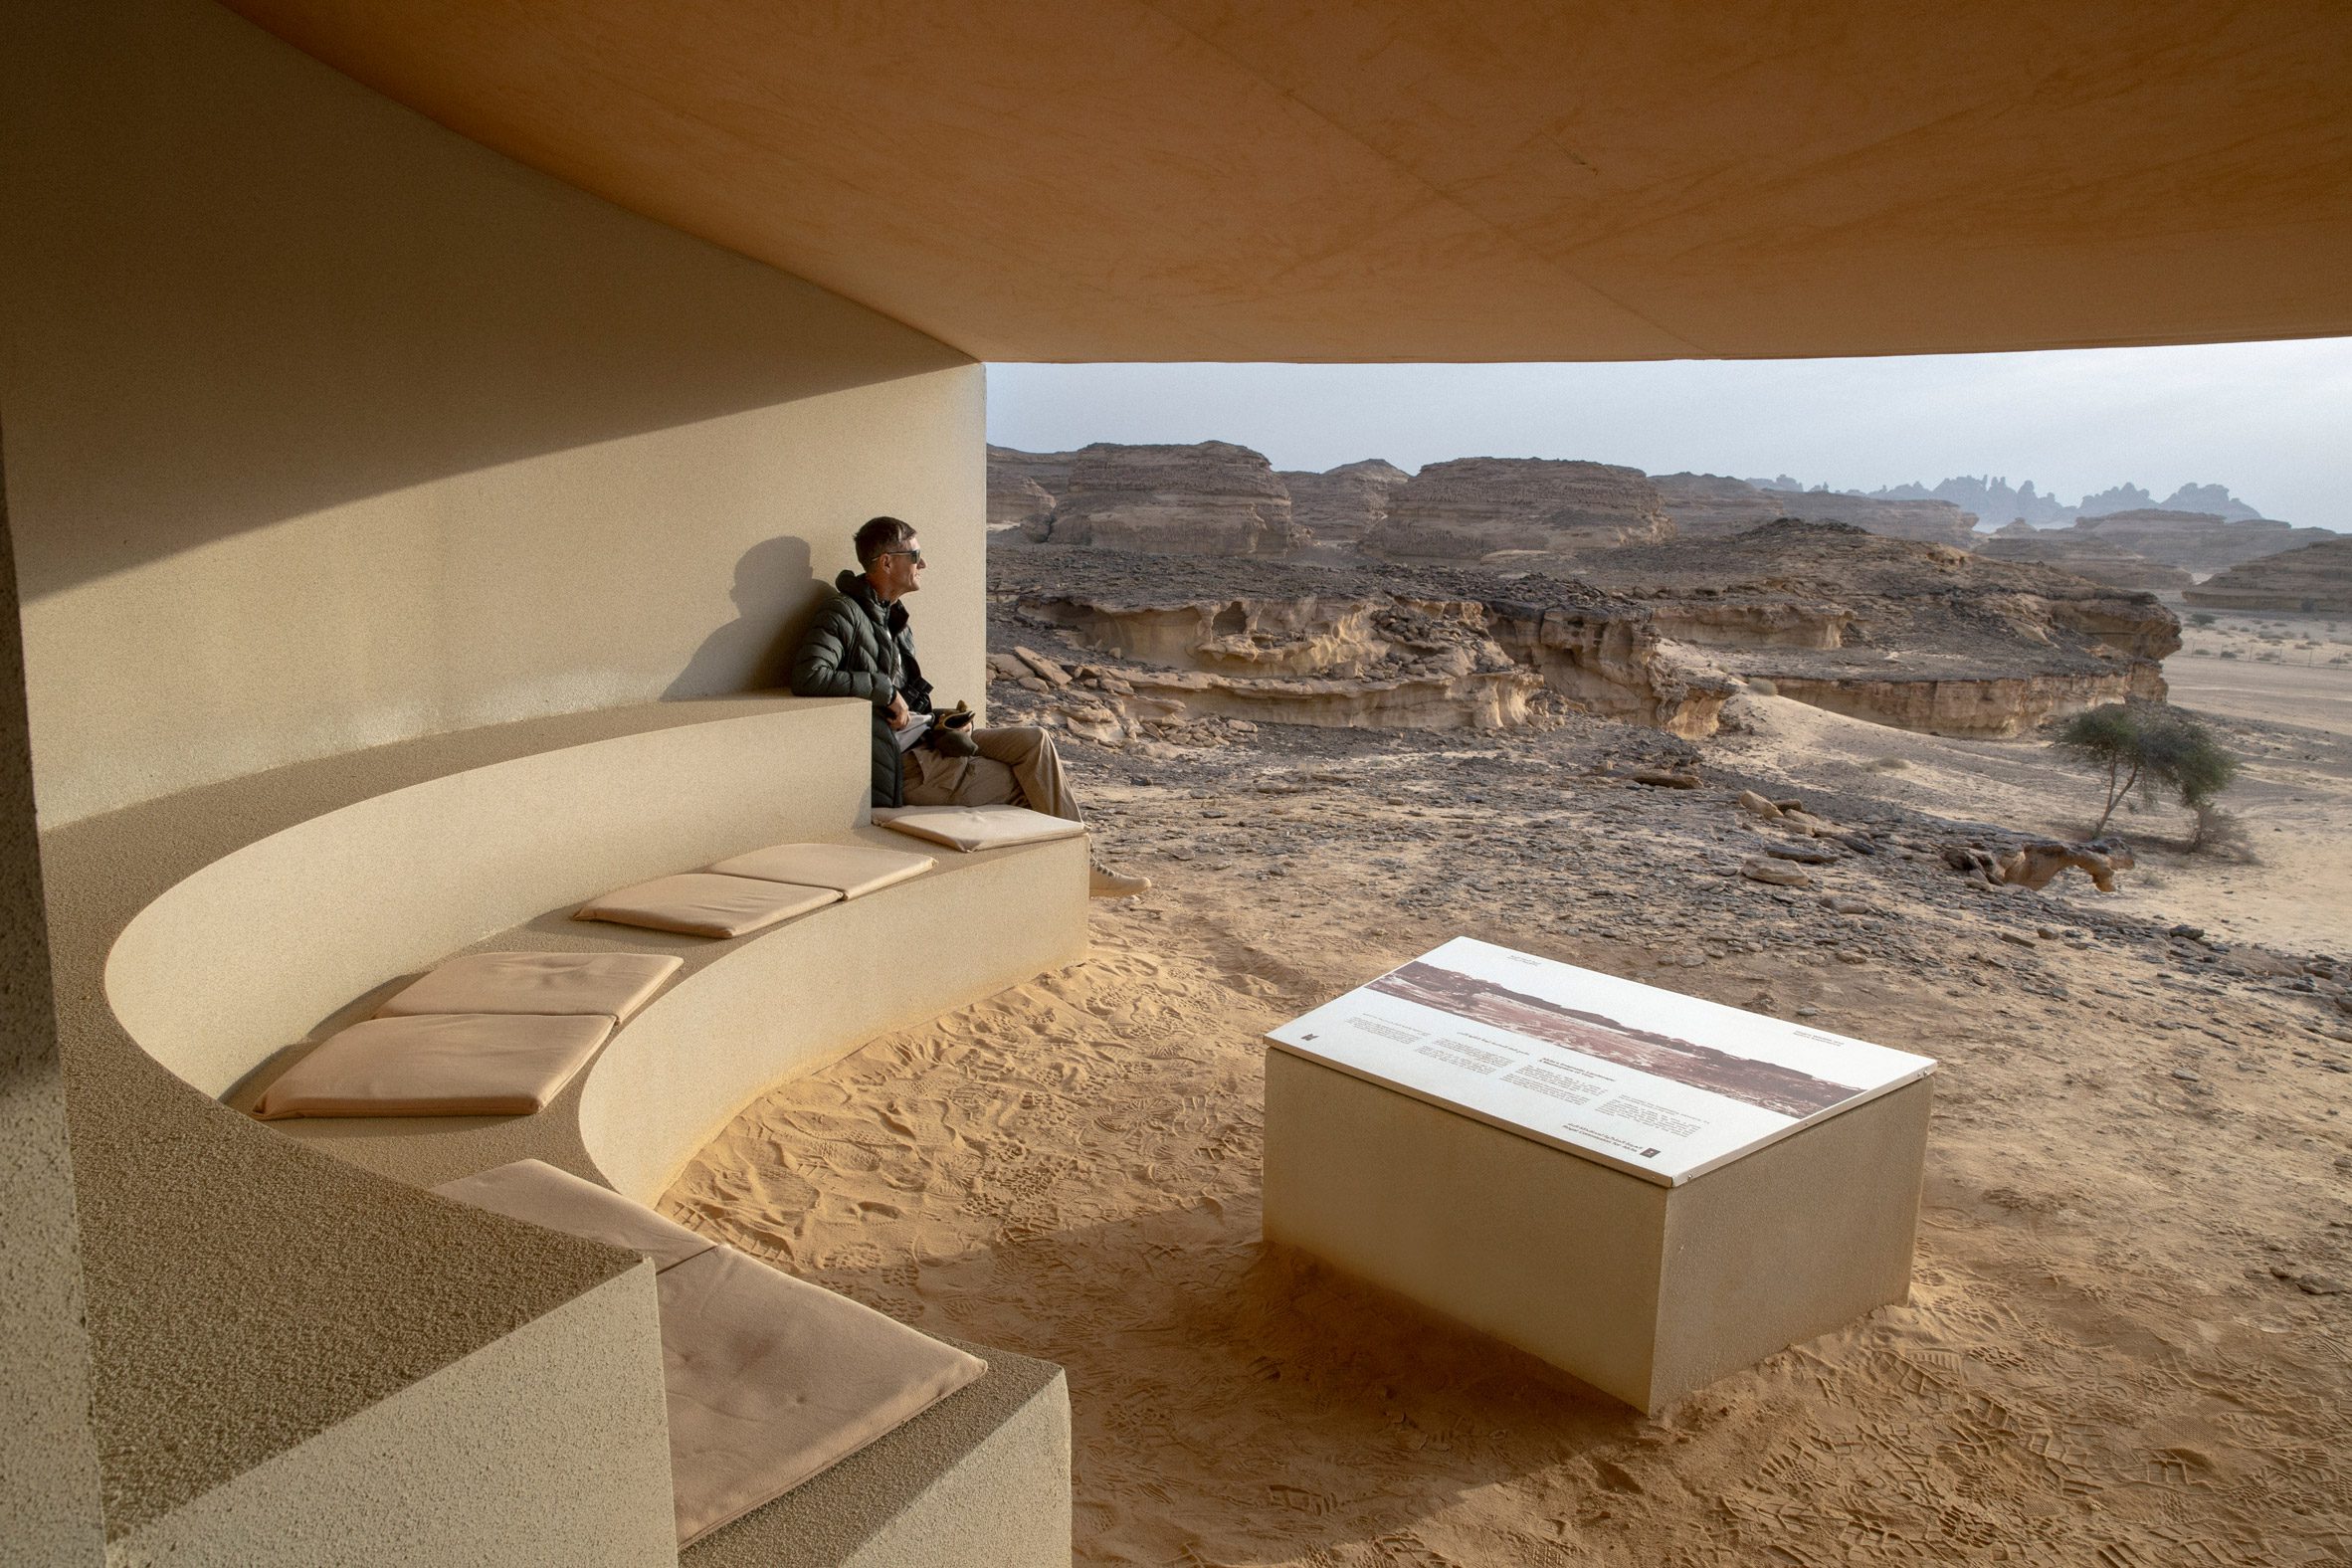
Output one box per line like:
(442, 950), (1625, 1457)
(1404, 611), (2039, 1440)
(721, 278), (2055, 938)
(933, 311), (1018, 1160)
(55, 697), (1082, 1564)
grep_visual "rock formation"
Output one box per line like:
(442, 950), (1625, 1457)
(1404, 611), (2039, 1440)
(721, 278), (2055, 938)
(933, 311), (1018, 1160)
(990, 544), (1727, 737)
(1364, 458), (1673, 560)
(1020, 441), (1308, 556)
(1276, 459), (1410, 542)
(1656, 473), (1976, 545)
(1562, 521), (2180, 737)
(1970, 522), (2195, 591)
(2183, 537), (2352, 613)
(1752, 489), (1977, 545)
(1865, 475), (2076, 527)
(988, 470), (1056, 533)
(2061, 509), (2340, 576)
(987, 445), (1081, 500)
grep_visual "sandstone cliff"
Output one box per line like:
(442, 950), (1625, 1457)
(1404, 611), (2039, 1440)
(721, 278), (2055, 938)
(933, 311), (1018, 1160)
(990, 544), (1726, 737)
(2183, 537), (2352, 613)
(988, 470), (1057, 533)
(1276, 459), (1410, 542)
(1021, 441), (1308, 556)
(1365, 457), (1673, 560)
(1753, 488), (1977, 545)
(1970, 522), (2195, 592)
(1656, 472), (1976, 544)
(2062, 509), (2341, 576)
(1563, 521), (2179, 737)
(987, 444), (1081, 500)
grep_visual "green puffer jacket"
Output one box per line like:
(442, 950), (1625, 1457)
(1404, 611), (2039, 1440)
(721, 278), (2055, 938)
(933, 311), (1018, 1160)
(789, 570), (933, 806)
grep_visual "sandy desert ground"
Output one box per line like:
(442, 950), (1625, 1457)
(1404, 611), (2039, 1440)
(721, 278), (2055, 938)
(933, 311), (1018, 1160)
(663, 643), (2351, 1566)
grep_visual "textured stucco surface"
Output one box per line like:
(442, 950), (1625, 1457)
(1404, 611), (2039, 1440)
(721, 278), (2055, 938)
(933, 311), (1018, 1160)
(103, 1268), (677, 1567)
(2, 0), (986, 827)
(1266, 1049), (1931, 1412)
(223, 0), (2352, 360)
(0, 458), (106, 1560)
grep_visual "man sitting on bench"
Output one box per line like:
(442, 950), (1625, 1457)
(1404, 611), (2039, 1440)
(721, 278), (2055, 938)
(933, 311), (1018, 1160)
(792, 514), (1149, 898)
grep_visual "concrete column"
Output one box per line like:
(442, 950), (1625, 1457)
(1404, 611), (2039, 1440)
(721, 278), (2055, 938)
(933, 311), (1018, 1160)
(0, 429), (107, 1560)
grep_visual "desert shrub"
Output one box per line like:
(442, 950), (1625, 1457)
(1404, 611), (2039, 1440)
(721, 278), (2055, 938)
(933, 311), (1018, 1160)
(2189, 802), (2256, 861)
(2218, 649), (2240, 659)
(2257, 651), (2282, 662)
(1863, 756), (1908, 772)
(2188, 611), (2217, 627)
(2189, 647), (2213, 657)
(2053, 701), (2239, 835)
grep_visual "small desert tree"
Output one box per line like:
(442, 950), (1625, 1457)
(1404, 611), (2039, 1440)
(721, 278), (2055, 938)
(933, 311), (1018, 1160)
(2053, 701), (2239, 836)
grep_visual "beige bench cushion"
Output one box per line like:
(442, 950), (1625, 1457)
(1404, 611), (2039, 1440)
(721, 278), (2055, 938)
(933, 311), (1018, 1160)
(251, 1013), (612, 1119)
(705, 841), (935, 898)
(375, 950), (683, 1022)
(872, 805), (1088, 853)
(433, 1159), (713, 1272)
(659, 1246), (987, 1546)
(575, 874), (841, 938)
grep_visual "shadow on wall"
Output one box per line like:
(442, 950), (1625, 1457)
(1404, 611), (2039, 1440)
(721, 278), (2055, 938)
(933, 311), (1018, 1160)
(667, 537), (819, 698)
(2, 0), (965, 597)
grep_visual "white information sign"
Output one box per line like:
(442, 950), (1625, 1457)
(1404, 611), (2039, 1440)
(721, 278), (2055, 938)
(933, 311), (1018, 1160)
(1267, 936), (1937, 1186)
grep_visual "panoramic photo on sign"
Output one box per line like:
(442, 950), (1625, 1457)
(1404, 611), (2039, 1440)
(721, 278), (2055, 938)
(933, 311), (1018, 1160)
(1269, 937), (1938, 1185)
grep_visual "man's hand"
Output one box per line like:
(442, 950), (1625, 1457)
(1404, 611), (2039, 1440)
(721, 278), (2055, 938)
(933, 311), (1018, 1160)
(883, 692), (915, 730)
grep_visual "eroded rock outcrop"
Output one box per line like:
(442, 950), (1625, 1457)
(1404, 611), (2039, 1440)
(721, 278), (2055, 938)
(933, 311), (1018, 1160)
(988, 470), (1057, 533)
(1277, 459), (1410, 542)
(990, 544), (1727, 737)
(1562, 521), (2179, 737)
(1971, 522), (2195, 592)
(1365, 458), (1673, 560)
(988, 445), (1081, 501)
(1752, 489), (1977, 545)
(2184, 537), (2352, 613)
(1021, 441), (1307, 556)
(2063, 509), (2340, 576)
(1655, 473), (1976, 545)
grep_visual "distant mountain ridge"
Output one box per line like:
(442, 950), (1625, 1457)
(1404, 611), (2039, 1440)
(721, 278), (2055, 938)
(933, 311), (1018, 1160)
(1745, 474), (2265, 527)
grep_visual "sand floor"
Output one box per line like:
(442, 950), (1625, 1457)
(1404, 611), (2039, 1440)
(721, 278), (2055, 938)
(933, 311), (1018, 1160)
(664, 670), (2351, 1566)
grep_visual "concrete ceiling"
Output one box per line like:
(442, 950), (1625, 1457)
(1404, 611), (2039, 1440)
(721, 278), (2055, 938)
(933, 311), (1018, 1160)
(222, 0), (2352, 362)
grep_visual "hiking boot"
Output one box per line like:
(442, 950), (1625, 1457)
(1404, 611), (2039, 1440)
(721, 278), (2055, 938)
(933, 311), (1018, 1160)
(1088, 863), (1152, 898)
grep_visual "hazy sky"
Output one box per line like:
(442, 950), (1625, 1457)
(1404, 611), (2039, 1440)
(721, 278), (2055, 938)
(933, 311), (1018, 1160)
(987, 336), (2352, 529)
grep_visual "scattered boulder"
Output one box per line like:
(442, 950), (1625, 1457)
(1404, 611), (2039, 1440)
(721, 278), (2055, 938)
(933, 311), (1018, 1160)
(1941, 838), (2135, 892)
(1736, 790), (1784, 821)
(1741, 858), (1814, 888)
(1013, 646), (1073, 686)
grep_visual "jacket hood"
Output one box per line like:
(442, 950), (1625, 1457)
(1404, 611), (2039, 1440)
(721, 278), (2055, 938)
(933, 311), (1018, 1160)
(836, 568), (905, 630)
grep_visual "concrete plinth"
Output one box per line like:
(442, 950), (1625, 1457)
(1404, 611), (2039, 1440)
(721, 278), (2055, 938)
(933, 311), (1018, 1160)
(1263, 1047), (1931, 1414)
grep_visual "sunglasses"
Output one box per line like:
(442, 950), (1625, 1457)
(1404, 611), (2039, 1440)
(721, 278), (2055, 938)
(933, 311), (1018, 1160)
(879, 549), (925, 566)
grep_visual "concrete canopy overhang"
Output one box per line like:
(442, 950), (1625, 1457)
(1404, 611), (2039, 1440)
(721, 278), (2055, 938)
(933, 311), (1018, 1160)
(220, 0), (2352, 362)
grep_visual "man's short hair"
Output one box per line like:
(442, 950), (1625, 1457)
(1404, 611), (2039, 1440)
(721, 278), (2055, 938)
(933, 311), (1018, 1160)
(854, 515), (917, 568)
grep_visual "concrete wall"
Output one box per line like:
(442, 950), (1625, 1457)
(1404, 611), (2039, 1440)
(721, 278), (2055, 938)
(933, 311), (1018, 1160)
(1, 0), (986, 828)
(0, 451), (105, 1561)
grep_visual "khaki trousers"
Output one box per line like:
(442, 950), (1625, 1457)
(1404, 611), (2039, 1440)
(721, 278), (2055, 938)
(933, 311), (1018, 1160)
(903, 725), (1082, 822)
